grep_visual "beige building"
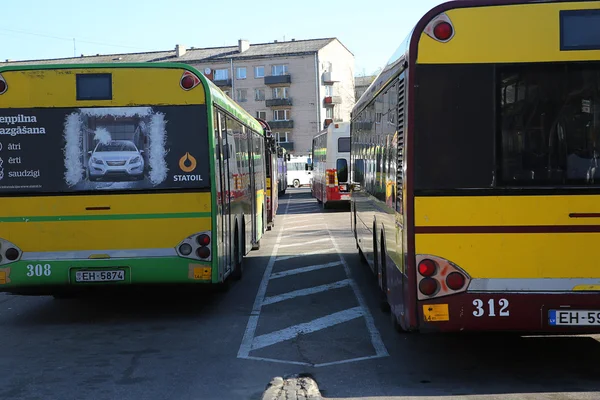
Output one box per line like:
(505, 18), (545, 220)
(0, 38), (355, 156)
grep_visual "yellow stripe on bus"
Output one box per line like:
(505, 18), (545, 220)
(415, 195), (600, 227)
(1, 67), (206, 108)
(417, 1), (600, 64)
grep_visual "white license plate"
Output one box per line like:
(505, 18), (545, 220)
(75, 270), (125, 283)
(549, 310), (600, 326)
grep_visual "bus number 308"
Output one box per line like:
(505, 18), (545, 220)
(473, 299), (510, 317)
(26, 264), (52, 277)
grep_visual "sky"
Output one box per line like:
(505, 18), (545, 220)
(1, 0), (446, 77)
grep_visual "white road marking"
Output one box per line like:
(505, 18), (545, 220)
(281, 229), (328, 239)
(237, 191), (291, 359)
(262, 279), (351, 306)
(326, 223), (389, 359)
(278, 237), (330, 248)
(283, 223), (323, 230)
(250, 307), (364, 351)
(270, 261), (342, 280)
(275, 248), (336, 262)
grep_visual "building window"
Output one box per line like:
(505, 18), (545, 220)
(275, 132), (289, 143)
(325, 107), (333, 119)
(214, 69), (229, 80)
(271, 65), (288, 76)
(236, 89), (247, 102)
(274, 109), (291, 121)
(255, 88), (265, 101)
(325, 85), (333, 96)
(236, 67), (246, 79)
(273, 87), (288, 99)
(256, 111), (266, 120)
(255, 66), (265, 78)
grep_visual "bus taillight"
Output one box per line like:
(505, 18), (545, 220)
(197, 246), (210, 259)
(197, 234), (210, 246)
(424, 13), (455, 43)
(416, 254), (470, 299)
(0, 74), (7, 95)
(418, 259), (437, 277)
(419, 278), (439, 296)
(433, 22), (453, 41)
(180, 70), (200, 91)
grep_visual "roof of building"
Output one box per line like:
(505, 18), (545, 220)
(0, 38), (348, 67)
(354, 75), (377, 87)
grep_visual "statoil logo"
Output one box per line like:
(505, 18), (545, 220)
(174, 152), (202, 182)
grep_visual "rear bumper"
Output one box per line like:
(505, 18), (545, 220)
(419, 292), (600, 334)
(0, 257), (214, 294)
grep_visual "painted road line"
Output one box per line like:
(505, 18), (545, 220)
(238, 190), (292, 359)
(281, 229), (329, 239)
(281, 223), (323, 230)
(250, 307), (364, 351)
(278, 238), (330, 248)
(326, 223), (389, 359)
(269, 261), (342, 280)
(275, 248), (335, 262)
(262, 279), (351, 306)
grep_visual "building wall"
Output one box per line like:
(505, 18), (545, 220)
(317, 40), (355, 130)
(188, 54), (319, 156)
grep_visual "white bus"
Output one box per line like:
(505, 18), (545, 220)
(310, 122), (351, 207)
(287, 155), (312, 188)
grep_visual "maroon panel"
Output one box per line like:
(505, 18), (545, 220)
(415, 225), (600, 234)
(418, 292), (600, 334)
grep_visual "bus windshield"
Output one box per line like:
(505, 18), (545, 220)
(0, 105), (209, 194)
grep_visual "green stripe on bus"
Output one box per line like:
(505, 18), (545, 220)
(0, 212), (211, 223)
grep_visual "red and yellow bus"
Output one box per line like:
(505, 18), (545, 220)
(0, 62), (267, 296)
(351, 0), (600, 333)
(311, 122), (351, 208)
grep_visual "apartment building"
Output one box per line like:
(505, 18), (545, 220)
(354, 75), (377, 103)
(0, 38), (355, 156)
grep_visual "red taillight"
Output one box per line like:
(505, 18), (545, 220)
(418, 259), (437, 277)
(446, 272), (466, 290)
(433, 21), (453, 41)
(0, 78), (6, 95)
(197, 246), (210, 259)
(181, 75), (195, 89)
(419, 278), (438, 296)
(197, 234), (210, 246)
(180, 71), (200, 90)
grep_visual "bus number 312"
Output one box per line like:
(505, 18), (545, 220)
(26, 264), (52, 277)
(473, 299), (510, 317)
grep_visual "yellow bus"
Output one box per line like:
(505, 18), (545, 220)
(351, 0), (600, 333)
(0, 62), (267, 295)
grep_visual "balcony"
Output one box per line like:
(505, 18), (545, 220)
(322, 71), (341, 85)
(268, 120), (294, 129)
(323, 96), (342, 106)
(264, 75), (292, 85)
(266, 98), (293, 107)
(213, 78), (232, 87)
(278, 142), (294, 151)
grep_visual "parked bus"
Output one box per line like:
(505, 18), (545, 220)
(258, 119), (278, 231)
(287, 155), (312, 188)
(351, 0), (600, 333)
(0, 62), (266, 295)
(311, 122), (351, 208)
(277, 146), (289, 196)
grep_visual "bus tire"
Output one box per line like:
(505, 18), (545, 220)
(231, 226), (243, 281)
(372, 220), (379, 278)
(293, 179), (300, 188)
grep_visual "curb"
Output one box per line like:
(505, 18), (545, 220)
(262, 375), (323, 400)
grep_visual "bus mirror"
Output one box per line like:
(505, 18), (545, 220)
(286, 154), (291, 161)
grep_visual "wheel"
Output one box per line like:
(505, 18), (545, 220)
(231, 228), (243, 281)
(379, 232), (391, 313)
(293, 179), (300, 188)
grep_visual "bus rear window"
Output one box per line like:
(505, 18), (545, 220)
(338, 137), (350, 152)
(0, 105), (210, 194)
(499, 62), (600, 186)
(337, 158), (348, 183)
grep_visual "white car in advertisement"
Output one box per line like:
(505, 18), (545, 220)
(88, 140), (145, 181)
